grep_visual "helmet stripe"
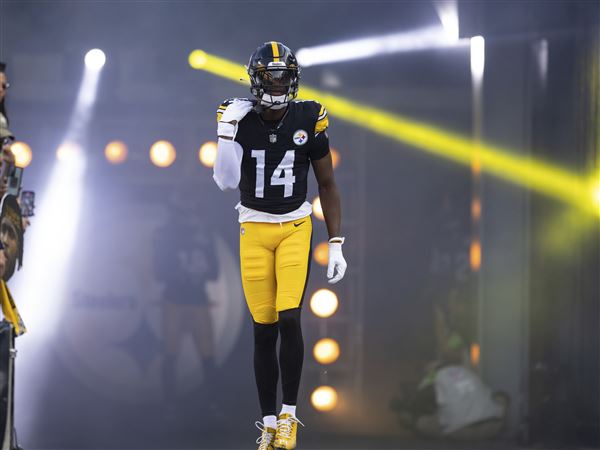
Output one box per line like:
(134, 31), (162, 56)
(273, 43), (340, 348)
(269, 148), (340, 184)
(270, 41), (280, 62)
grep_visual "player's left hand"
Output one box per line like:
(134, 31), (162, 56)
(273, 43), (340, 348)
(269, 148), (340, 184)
(327, 238), (347, 284)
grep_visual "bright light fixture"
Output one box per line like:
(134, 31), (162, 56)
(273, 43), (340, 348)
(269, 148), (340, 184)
(10, 141), (32, 168)
(199, 141), (218, 168)
(313, 242), (329, 266)
(313, 338), (340, 365)
(310, 289), (339, 318)
(85, 49), (106, 71)
(470, 36), (485, 81)
(311, 386), (338, 411)
(105, 141), (128, 165)
(150, 140), (176, 168)
(296, 26), (464, 67)
(312, 196), (324, 221)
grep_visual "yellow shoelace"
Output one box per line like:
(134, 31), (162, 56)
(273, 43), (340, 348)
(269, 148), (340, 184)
(276, 416), (304, 438)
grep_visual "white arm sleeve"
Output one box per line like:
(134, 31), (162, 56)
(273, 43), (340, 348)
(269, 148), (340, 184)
(213, 137), (244, 191)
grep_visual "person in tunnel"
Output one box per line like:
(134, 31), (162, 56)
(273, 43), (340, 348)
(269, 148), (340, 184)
(213, 42), (347, 450)
(154, 200), (219, 415)
(391, 286), (508, 439)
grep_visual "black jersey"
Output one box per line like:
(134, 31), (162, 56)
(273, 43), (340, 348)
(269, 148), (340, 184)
(217, 100), (330, 214)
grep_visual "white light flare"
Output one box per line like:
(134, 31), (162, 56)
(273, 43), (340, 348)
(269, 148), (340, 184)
(434, 0), (460, 41)
(12, 48), (104, 437)
(84, 49), (106, 71)
(12, 140), (86, 438)
(13, 142), (86, 335)
(470, 36), (485, 83)
(296, 26), (466, 67)
(65, 49), (107, 143)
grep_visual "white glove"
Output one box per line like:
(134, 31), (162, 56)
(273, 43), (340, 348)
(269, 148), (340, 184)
(327, 237), (347, 284)
(218, 99), (254, 139)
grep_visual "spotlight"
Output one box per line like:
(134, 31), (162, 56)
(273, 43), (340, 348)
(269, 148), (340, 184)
(311, 386), (338, 411)
(310, 289), (338, 318)
(313, 242), (329, 266)
(471, 198), (481, 220)
(296, 27), (462, 67)
(199, 141), (218, 168)
(313, 338), (340, 365)
(434, 0), (459, 40)
(85, 49), (106, 71)
(471, 343), (481, 367)
(312, 196), (324, 221)
(470, 36), (485, 81)
(189, 50), (209, 68)
(10, 141), (32, 168)
(330, 148), (341, 169)
(592, 182), (600, 207)
(104, 141), (128, 165)
(150, 140), (176, 168)
(470, 239), (481, 271)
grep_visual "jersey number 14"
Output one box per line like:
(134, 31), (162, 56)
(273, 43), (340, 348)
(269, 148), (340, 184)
(251, 150), (296, 198)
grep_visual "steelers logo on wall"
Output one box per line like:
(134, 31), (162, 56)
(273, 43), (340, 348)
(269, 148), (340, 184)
(57, 204), (245, 405)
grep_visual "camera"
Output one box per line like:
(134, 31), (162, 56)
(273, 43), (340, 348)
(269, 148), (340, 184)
(19, 191), (34, 218)
(6, 166), (22, 197)
(0, 137), (13, 148)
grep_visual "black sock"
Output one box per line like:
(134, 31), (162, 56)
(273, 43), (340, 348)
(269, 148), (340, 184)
(253, 321), (279, 417)
(278, 308), (304, 406)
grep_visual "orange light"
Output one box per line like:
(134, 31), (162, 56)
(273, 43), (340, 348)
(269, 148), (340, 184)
(313, 242), (329, 266)
(313, 338), (340, 365)
(199, 141), (218, 167)
(471, 148), (481, 175)
(471, 198), (481, 220)
(10, 142), (32, 168)
(311, 386), (338, 412)
(150, 140), (176, 167)
(471, 343), (480, 367)
(312, 196), (324, 221)
(104, 141), (128, 165)
(331, 148), (341, 169)
(470, 239), (482, 271)
(310, 289), (339, 318)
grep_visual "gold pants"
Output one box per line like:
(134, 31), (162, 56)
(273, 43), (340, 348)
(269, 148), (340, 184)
(240, 217), (312, 324)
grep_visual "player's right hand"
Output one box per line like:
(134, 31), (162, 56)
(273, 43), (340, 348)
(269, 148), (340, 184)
(218, 99), (254, 139)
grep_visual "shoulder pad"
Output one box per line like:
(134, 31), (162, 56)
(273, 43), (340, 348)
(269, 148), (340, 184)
(314, 102), (329, 135)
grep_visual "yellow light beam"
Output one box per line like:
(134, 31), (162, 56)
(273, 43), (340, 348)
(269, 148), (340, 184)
(189, 49), (600, 217)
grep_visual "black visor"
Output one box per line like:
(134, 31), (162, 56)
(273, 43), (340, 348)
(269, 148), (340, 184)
(257, 69), (295, 92)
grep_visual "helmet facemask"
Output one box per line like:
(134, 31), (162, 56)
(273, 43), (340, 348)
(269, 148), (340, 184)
(249, 63), (299, 110)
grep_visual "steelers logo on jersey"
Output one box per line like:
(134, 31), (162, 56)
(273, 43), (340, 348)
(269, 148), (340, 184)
(293, 129), (308, 146)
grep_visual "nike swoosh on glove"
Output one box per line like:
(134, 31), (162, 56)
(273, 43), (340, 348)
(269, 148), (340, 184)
(217, 99), (255, 139)
(327, 241), (347, 284)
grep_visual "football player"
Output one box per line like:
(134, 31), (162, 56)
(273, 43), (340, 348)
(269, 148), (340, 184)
(213, 42), (347, 450)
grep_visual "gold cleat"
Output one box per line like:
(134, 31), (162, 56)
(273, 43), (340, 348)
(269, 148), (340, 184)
(255, 421), (276, 450)
(274, 413), (304, 449)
